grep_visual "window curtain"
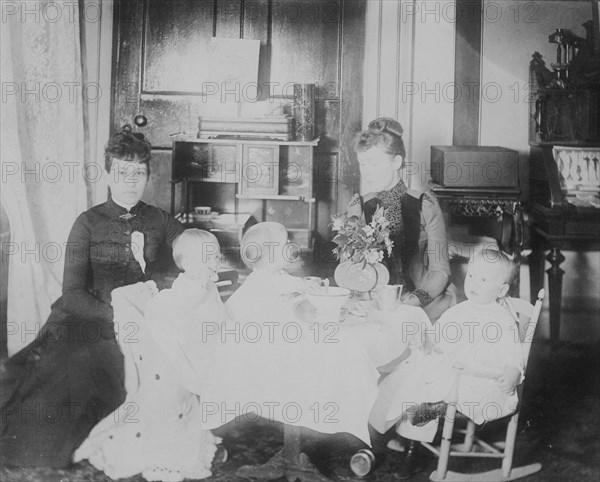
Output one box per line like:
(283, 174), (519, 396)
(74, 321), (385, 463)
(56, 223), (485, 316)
(1, 0), (88, 356)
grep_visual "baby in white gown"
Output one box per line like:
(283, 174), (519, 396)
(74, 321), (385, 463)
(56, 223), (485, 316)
(225, 221), (317, 324)
(74, 229), (224, 481)
(370, 248), (524, 443)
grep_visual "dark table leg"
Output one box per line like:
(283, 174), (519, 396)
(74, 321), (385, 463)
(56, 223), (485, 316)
(546, 247), (565, 348)
(511, 203), (524, 297)
(236, 424), (333, 481)
(528, 243), (545, 304)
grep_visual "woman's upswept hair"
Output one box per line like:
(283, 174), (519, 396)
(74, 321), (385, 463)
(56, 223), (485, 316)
(355, 117), (406, 158)
(104, 124), (152, 173)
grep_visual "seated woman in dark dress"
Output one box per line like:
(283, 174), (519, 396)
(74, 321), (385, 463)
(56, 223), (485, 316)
(349, 117), (454, 321)
(1, 126), (184, 468)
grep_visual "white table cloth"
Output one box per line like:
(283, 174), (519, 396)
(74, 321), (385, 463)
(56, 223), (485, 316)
(110, 285), (432, 446)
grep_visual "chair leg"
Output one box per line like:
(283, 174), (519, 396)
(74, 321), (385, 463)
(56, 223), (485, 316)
(436, 403), (457, 479)
(464, 421), (476, 452)
(502, 412), (519, 477)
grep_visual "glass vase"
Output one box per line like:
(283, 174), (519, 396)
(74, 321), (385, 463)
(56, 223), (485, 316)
(334, 260), (390, 301)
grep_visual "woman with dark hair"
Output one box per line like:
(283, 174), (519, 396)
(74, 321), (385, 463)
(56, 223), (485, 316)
(350, 117), (454, 321)
(1, 126), (184, 468)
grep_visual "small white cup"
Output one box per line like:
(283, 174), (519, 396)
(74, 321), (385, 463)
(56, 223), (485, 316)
(304, 277), (329, 290)
(194, 206), (211, 215)
(375, 285), (403, 311)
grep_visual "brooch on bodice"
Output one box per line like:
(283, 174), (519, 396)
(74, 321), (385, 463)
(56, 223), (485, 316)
(119, 213), (136, 221)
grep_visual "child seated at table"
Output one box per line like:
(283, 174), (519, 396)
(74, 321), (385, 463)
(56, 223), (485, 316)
(368, 248), (523, 477)
(74, 229), (225, 481)
(225, 222), (317, 323)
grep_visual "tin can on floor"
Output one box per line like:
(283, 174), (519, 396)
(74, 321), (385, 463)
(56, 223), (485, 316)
(350, 448), (375, 477)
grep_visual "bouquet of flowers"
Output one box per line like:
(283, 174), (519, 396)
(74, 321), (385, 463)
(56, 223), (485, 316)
(331, 205), (394, 265)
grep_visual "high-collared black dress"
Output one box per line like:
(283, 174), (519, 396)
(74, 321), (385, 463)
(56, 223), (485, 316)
(1, 198), (184, 468)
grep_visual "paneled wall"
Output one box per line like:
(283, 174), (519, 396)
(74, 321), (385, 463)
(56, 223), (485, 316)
(111, 0), (366, 238)
(362, 0), (456, 192)
(362, 0), (600, 343)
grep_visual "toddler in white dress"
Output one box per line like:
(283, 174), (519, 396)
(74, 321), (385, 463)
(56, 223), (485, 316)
(74, 229), (224, 481)
(370, 248), (523, 451)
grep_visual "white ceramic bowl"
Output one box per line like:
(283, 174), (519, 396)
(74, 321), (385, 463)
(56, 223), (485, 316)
(305, 287), (350, 323)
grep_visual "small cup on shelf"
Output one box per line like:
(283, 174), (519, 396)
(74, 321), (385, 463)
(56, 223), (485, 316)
(194, 206), (212, 215)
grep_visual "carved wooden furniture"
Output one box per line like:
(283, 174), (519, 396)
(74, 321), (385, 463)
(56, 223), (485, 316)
(429, 183), (524, 295)
(527, 145), (600, 347)
(428, 144), (523, 295)
(527, 25), (600, 347)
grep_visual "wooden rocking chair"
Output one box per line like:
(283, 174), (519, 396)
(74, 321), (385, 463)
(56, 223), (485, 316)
(423, 288), (545, 482)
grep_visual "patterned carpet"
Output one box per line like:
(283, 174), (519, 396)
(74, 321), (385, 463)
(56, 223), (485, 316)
(1, 340), (599, 482)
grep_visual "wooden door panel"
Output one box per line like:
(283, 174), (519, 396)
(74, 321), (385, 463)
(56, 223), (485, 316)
(138, 96), (198, 147)
(338, 0), (366, 203)
(269, 0), (341, 98)
(215, 0), (242, 38)
(316, 100), (341, 149)
(142, 149), (178, 211)
(242, 0), (270, 93)
(112, 0), (145, 134)
(138, 95), (237, 147)
(144, 0), (214, 93)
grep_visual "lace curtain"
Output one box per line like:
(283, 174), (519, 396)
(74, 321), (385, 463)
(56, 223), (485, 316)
(1, 1), (88, 356)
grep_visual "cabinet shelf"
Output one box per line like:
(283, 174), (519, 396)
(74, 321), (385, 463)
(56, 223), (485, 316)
(171, 138), (317, 248)
(173, 178), (238, 184)
(236, 194), (315, 202)
(173, 134), (320, 147)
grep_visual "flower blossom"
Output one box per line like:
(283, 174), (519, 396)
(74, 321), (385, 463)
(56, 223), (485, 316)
(365, 249), (384, 264)
(331, 205), (392, 264)
(331, 215), (345, 232)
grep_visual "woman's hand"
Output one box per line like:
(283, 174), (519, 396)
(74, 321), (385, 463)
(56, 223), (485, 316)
(401, 293), (422, 307)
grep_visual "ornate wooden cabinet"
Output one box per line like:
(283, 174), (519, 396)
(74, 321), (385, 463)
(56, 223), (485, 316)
(527, 23), (600, 347)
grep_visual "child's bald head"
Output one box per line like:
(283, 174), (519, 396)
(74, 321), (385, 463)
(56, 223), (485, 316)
(241, 222), (289, 270)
